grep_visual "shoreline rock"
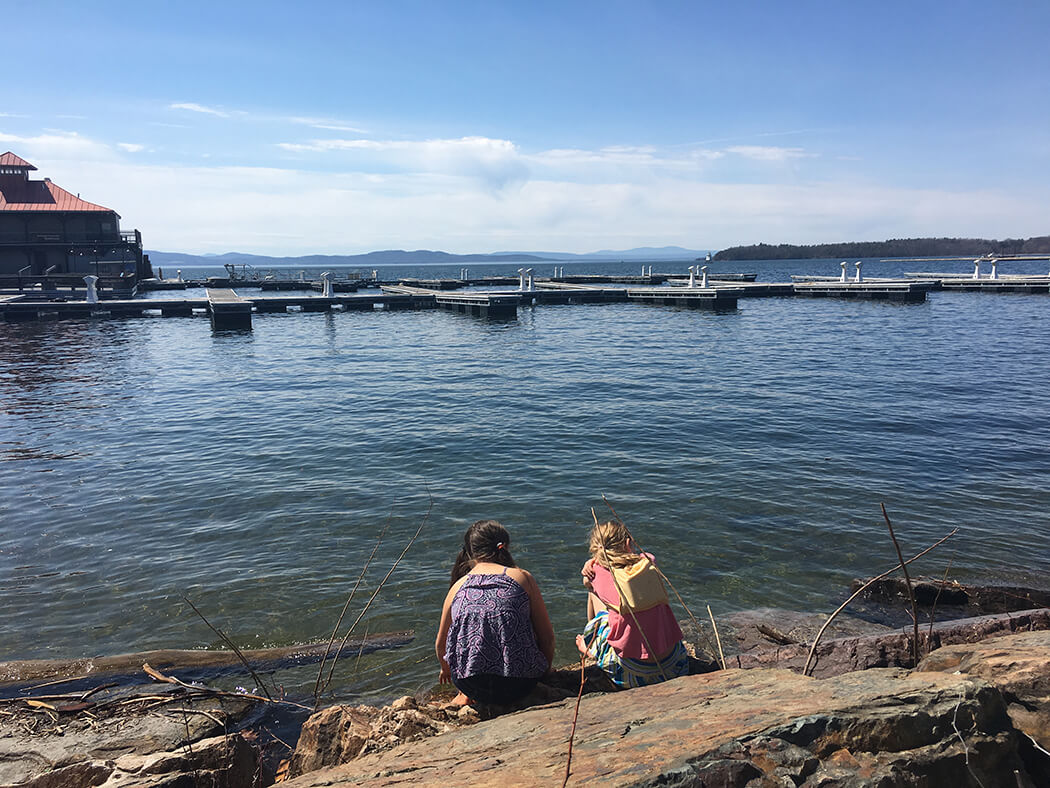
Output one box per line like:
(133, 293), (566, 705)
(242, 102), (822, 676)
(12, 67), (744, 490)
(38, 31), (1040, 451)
(283, 656), (1050, 786)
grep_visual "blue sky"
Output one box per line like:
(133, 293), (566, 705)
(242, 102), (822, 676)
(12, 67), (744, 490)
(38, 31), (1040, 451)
(3, 1), (1048, 255)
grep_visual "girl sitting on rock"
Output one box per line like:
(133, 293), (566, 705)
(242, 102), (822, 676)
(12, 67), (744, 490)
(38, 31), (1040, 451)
(436, 520), (555, 706)
(577, 520), (690, 688)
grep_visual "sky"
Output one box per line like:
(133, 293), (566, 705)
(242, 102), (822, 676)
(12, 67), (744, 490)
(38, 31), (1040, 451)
(2, 0), (1048, 256)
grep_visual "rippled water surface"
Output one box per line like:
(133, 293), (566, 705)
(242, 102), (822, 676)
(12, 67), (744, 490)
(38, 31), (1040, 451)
(2, 258), (1049, 703)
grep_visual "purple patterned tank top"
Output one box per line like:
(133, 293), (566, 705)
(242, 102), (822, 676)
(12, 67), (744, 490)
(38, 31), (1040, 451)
(444, 571), (548, 680)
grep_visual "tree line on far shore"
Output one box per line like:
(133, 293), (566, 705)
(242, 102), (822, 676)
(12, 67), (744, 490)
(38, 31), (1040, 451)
(712, 236), (1050, 261)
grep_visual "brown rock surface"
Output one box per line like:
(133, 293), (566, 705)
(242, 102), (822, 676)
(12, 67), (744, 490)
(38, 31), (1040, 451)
(281, 667), (1042, 787)
(0, 693), (264, 787)
(288, 697), (467, 777)
(918, 629), (1050, 751)
(729, 607), (1050, 677)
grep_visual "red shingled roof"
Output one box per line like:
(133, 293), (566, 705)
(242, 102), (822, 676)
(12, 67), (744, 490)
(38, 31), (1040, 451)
(0, 177), (114, 212)
(0, 151), (37, 170)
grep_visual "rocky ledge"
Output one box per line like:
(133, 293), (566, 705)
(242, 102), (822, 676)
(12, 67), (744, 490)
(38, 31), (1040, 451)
(283, 629), (1050, 787)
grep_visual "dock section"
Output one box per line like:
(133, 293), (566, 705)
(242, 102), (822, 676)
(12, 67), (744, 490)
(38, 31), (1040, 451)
(626, 286), (743, 309)
(207, 289), (252, 330)
(793, 281), (930, 302)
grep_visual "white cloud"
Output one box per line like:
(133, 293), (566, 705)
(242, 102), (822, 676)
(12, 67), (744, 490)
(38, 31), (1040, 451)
(279, 135), (529, 191)
(169, 102), (230, 117)
(726, 145), (815, 162)
(118, 143), (145, 153)
(286, 116), (367, 133)
(8, 129), (1048, 256)
(0, 130), (116, 163)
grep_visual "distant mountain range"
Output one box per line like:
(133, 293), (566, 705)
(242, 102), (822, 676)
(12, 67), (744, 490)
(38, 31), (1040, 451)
(144, 246), (709, 267)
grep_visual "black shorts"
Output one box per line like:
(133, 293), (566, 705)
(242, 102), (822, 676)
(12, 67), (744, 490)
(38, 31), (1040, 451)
(453, 673), (539, 705)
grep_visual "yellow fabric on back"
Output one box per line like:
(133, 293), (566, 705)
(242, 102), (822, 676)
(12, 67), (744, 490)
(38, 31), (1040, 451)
(609, 556), (668, 614)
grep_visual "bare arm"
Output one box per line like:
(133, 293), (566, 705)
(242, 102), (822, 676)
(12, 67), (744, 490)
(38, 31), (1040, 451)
(435, 581), (464, 684)
(520, 570), (556, 669)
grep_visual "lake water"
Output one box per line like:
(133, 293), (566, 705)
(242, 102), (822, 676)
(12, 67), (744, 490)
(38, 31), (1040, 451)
(2, 257), (1049, 704)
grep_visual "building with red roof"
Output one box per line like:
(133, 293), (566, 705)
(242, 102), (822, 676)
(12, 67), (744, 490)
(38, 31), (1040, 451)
(0, 152), (150, 286)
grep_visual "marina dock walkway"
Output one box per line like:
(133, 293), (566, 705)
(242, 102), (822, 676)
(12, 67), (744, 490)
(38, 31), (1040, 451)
(2, 265), (1047, 328)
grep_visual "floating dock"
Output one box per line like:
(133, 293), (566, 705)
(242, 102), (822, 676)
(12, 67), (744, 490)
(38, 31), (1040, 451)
(793, 280), (931, 302)
(5, 261), (1049, 328)
(626, 286), (743, 309)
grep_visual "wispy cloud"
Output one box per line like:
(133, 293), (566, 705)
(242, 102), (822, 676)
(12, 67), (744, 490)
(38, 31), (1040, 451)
(726, 145), (815, 162)
(169, 102), (230, 117)
(287, 116), (367, 133)
(118, 143), (146, 153)
(279, 136), (529, 191)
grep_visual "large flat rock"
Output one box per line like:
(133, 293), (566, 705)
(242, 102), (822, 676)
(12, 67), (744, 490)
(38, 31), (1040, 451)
(918, 629), (1050, 751)
(282, 667), (1037, 786)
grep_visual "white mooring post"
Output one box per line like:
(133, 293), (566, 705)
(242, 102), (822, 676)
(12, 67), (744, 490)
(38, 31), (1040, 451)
(840, 261), (848, 282)
(321, 271), (333, 298)
(700, 265), (709, 288)
(176, 269), (183, 282)
(84, 275), (99, 304)
(648, 265), (653, 276)
(517, 268), (526, 291)
(973, 259), (981, 280)
(526, 268), (534, 292)
(854, 261), (863, 282)
(687, 266), (696, 287)
(989, 259), (999, 280)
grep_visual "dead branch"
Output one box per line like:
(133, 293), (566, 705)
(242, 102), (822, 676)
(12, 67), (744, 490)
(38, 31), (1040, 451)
(756, 624), (797, 645)
(882, 503), (920, 665)
(182, 596), (274, 702)
(707, 605), (727, 670)
(928, 559), (955, 642)
(561, 654), (587, 788)
(803, 528), (958, 676)
(313, 515), (392, 705)
(319, 485), (433, 699)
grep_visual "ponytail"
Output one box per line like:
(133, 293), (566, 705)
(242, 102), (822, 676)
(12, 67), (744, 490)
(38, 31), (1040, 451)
(449, 519), (516, 586)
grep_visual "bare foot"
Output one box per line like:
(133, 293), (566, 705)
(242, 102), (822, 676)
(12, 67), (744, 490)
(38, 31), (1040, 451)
(450, 692), (473, 707)
(575, 634), (589, 657)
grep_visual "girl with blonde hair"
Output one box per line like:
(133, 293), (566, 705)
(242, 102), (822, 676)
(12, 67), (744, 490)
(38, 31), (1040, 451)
(577, 520), (689, 688)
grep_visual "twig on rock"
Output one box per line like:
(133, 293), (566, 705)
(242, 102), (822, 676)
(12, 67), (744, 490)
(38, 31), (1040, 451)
(881, 503), (920, 665)
(562, 654), (586, 788)
(952, 691), (987, 788)
(802, 528), (957, 676)
(707, 605), (726, 670)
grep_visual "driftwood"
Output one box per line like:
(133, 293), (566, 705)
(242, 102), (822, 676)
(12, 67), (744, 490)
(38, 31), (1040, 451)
(0, 631), (414, 691)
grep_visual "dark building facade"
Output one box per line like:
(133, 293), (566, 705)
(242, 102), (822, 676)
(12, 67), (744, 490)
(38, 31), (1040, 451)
(0, 152), (150, 285)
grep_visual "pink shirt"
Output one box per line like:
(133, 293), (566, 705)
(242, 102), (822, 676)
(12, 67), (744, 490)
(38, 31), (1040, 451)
(591, 560), (683, 660)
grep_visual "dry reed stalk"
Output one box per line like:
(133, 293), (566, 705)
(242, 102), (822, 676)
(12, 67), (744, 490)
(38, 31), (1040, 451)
(313, 516), (391, 705)
(319, 488), (433, 698)
(182, 596), (273, 702)
(928, 559), (955, 642)
(591, 507), (670, 683)
(561, 654), (587, 788)
(707, 605), (727, 670)
(601, 495), (719, 661)
(802, 528), (958, 676)
(882, 503), (920, 665)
